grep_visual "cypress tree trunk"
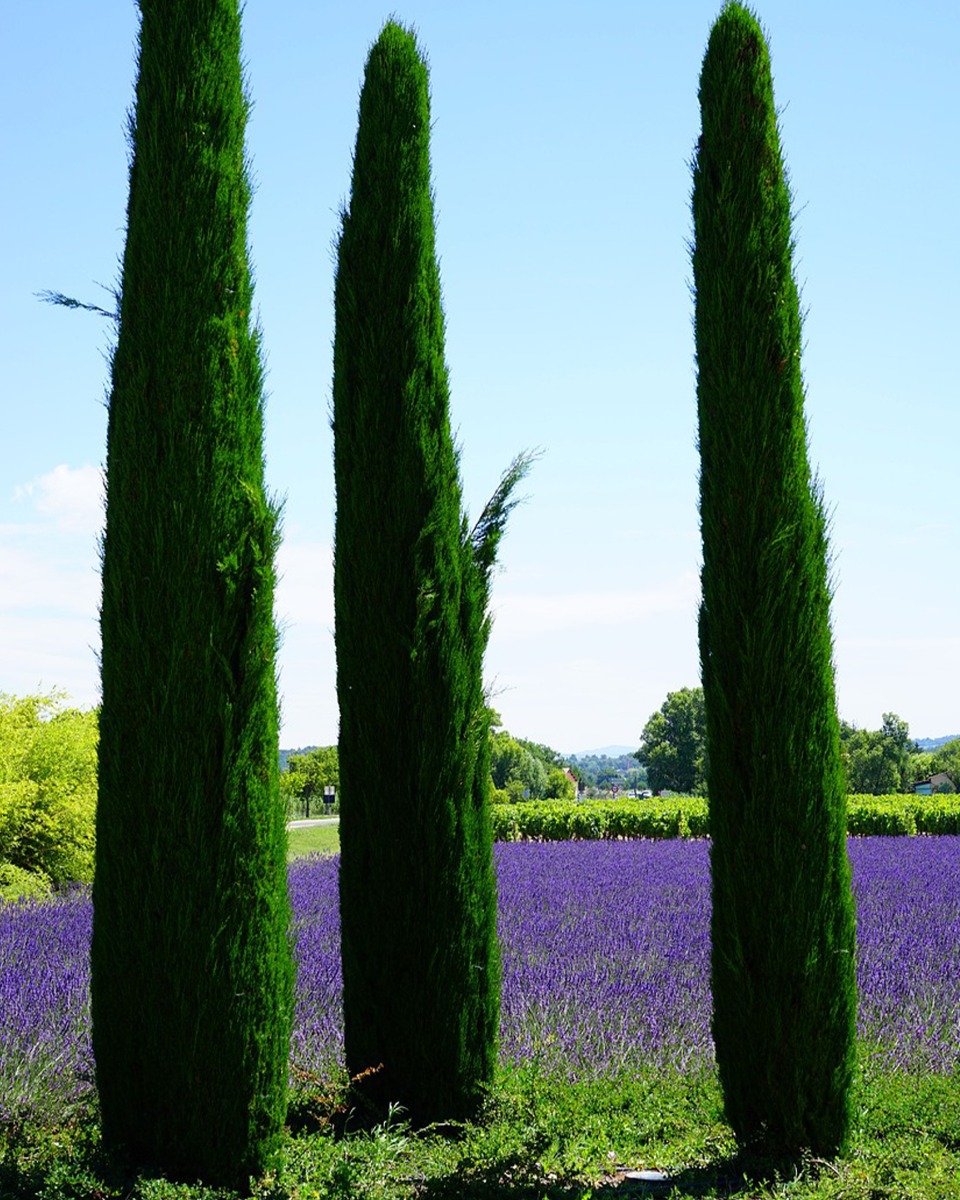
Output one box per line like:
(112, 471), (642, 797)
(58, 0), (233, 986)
(692, 2), (857, 1160)
(333, 21), (528, 1123)
(91, 0), (293, 1187)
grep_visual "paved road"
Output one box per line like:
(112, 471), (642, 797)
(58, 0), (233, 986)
(286, 817), (339, 829)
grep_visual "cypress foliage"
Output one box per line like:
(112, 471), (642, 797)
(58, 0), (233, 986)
(692, 3), (857, 1160)
(91, 0), (293, 1187)
(333, 21), (529, 1123)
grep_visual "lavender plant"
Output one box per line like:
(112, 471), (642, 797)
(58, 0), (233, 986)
(0, 892), (92, 1122)
(4, 839), (960, 1124)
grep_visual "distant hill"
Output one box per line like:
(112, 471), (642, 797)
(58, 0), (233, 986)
(915, 735), (960, 752)
(571, 744), (635, 758)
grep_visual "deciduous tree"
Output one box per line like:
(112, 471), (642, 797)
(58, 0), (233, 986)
(0, 691), (97, 898)
(931, 738), (960, 790)
(635, 687), (707, 795)
(281, 746), (339, 815)
(840, 714), (916, 794)
(692, 1), (857, 1159)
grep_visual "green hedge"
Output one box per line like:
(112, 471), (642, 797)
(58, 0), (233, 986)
(491, 794), (960, 841)
(491, 797), (709, 841)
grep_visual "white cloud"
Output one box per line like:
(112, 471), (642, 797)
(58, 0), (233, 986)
(13, 464), (104, 535)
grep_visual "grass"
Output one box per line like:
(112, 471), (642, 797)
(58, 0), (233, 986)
(286, 822), (340, 861)
(2, 1058), (959, 1197)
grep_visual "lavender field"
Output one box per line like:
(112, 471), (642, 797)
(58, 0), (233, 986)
(3, 838), (960, 1123)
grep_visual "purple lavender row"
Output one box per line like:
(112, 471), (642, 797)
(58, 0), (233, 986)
(3, 838), (959, 1121)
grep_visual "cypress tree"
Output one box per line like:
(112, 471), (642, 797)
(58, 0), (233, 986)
(91, 0), (293, 1187)
(333, 21), (529, 1123)
(692, 2), (857, 1160)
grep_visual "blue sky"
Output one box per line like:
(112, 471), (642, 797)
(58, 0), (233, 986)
(3, 1), (957, 753)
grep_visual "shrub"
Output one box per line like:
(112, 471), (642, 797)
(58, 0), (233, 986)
(488, 795), (958, 842)
(0, 692), (97, 897)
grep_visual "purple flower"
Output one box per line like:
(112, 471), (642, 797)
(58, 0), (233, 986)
(3, 837), (959, 1120)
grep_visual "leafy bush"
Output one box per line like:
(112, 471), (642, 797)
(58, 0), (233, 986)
(0, 691), (97, 897)
(490, 794), (960, 842)
(491, 796), (709, 842)
(848, 793), (960, 836)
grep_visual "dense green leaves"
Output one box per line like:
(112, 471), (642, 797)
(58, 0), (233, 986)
(492, 796), (710, 841)
(840, 713), (917, 794)
(929, 738), (960, 789)
(490, 792), (960, 841)
(92, 0), (293, 1186)
(281, 746), (339, 815)
(693, 2), (857, 1159)
(490, 729), (549, 800)
(635, 687), (707, 795)
(0, 691), (97, 898)
(333, 21), (528, 1123)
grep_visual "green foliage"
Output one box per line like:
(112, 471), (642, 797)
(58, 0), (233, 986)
(6, 1064), (960, 1199)
(280, 746), (339, 816)
(490, 729), (549, 799)
(841, 713), (917, 794)
(91, 0), (293, 1186)
(333, 20), (530, 1123)
(846, 792), (960, 835)
(491, 796), (709, 842)
(693, 3), (857, 1158)
(514, 735), (566, 769)
(635, 687), (707, 795)
(0, 692), (97, 897)
(927, 737), (960, 789)
(544, 766), (577, 801)
(489, 724), (574, 800)
(489, 792), (960, 841)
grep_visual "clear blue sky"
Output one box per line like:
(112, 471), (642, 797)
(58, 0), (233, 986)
(3, 1), (957, 753)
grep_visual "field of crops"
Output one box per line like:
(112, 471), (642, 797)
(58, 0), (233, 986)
(3, 837), (960, 1125)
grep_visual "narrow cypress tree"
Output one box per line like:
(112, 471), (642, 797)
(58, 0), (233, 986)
(692, 3), (857, 1159)
(91, 0), (293, 1187)
(333, 21), (529, 1123)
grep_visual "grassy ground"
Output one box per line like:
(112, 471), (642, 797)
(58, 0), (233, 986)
(2, 1058), (958, 1198)
(287, 822), (340, 861)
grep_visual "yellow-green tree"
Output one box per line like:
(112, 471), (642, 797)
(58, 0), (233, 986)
(0, 690), (97, 899)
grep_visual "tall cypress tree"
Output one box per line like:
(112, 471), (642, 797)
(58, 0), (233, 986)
(692, 3), (857, 1160)
(91, 0), (293, 1187)
(334, 21), (529, 1123)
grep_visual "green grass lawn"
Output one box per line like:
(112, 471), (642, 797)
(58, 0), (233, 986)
(286, 821), (340, 861)
(3, 1060), (959, 1198)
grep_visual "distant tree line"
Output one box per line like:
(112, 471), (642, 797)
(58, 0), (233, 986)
(634, 686), (957, 797)
(279, 718), (587, 809)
